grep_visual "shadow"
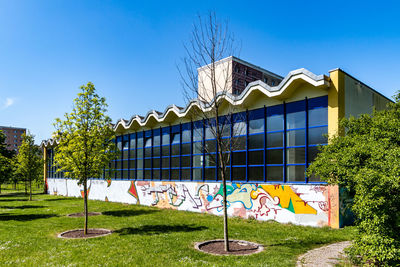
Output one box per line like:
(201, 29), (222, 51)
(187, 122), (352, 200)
(102, 209), (159, 217)
(0, 213), (57, 221)
(0, 192), (43, 198)
(0, 198), (29, 202)
(44, 198), (72, 202)
(114, 224), (208, 236)
(0, 205), (45, 209)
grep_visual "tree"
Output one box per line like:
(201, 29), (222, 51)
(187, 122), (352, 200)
(307, 94), (400, 266)
(16, 133), (43, 200)
(179, 12), (242, 252)
(53, 82), (116, 235)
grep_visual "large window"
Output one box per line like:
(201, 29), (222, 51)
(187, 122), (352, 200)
(49, 96), (328, 184)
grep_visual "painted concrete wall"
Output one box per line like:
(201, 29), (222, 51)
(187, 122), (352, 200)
(344, 73), (392, 118)
(47, 178), (340, 228)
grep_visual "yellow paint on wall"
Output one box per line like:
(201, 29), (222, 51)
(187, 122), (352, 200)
(328, 69), (345, 138)
(255, 185), (317, 214)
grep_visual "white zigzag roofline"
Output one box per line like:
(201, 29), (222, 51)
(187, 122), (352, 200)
(41, 68), (329, 148)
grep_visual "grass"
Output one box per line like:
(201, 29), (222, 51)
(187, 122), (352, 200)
(0, 188), (356, 266)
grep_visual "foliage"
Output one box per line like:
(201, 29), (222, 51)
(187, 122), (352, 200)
(0, 191), (356, 266)
(307, 96), (400, 266)
(52, 82), (116, 234)
(16, 133), (43, 200)
(0, 130), (16, 192)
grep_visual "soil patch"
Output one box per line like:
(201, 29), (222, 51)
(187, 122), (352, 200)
(67, 212), (102, 217)
(195, 239), (264, 256)
(58, 228), (112, 239)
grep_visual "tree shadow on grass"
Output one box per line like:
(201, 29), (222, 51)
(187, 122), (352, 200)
(0, 205), (45, 209)
(102, 209), (159, 217)
(0, 198), (29, 202)
(44, 198), (72, 202)
(0, 213), (57, 221)
(115, 224), (208, 236)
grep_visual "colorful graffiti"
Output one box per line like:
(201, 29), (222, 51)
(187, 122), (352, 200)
(46, 178), (339, 228)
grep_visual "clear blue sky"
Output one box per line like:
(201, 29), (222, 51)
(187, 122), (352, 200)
(1, 0), (400, 143)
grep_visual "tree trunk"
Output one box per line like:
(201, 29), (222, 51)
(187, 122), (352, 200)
(222, 173), (229, 252)
(13, 182), (16, 190)
(24, 180), (28, 195)
(29, 179), (32, 201)
(83, 180), (88, 235)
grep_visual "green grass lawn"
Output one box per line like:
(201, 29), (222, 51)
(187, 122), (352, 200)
(0, 189), (355, 266)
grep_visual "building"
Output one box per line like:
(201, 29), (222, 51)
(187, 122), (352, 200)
(42, 57), (392, 228)
(0, 126), (26, 152)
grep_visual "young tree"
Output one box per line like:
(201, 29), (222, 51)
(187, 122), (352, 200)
(53, 82), (116, 235)
(16, 133), (43, 200)
(307, 94), (400, 266)
(179, 12), (242, 252)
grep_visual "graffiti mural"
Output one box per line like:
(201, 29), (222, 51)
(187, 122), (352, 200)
(46, 178), (340, 227)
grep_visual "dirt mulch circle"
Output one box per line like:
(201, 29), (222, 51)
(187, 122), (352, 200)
(67, 212), (102, 217)
(58, 228), (112, 239)
(195, 239), (264, 256)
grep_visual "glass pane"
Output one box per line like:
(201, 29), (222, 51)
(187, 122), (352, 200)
(193, 142), (203, 154)
(123, 150), (129, 159)
(193, 127), (203, 141)
(117, 141), (122, 150)
(232, 136), (246, 151)
(130, 138), (136, 149)
(130, 170), (135, 180)
(193, 168), (202, 180)
(205, 168), (216, 180)
(137, 137), (143, 149)
(266, 149), (283, 164)
(162, 157), (169, 168)
(144, 147), (151, 158)
(232, 167), (246, 181)
(153, 170), (160, 180)
(248, 166), (264, 181)
(287, 147), (305, 164)
(182, 156), (190, 167)
(123, 160), (129, 169)
(116, 161), (122, 169)
(205, 154), (216, 167)
(182, 130), (191, 143)
(137, 170), (143, 180)
(267, 114), (283, 131)
(182, 143), (191, 155)
(233, 121), (247, 136)
(249, 118), (264, 134)
(287, 129), (306, 146)
(309, 107), (327, 127)
(129, 160), (136, 169)
(287, 165), (305, 182)
(162, 133), (169, 145)
(193, 155), (203, 167)
(171, 144), (179, 155)
(144, 159), (151, 169)
(153, 147), (160, 157)
(171, 169), (179, 180)
(232, 151), (246, 166)
(161, 145), (170, 156)
(287, 111), (305, 129)
(267, 132), (283, 148)
(171, 133), (180, 144)
(205, 140), (216, 153)
(153, 158), (160, 169)
(161, 169), (169, 180)
(205, 126), (214, 139)
(309, 127), (328, 145)
(248, 150), (263, 165)
(137, 149), (143, 158)
(181, 169), (191, 180)
(266, 166), (283, 181)
(171, 157), (179, 168)
(308, 172), (321, 182)
(249, 134), (264, 149)
(221, 124), (231, 137)
(153, 135), (161, 146)
(123, 140), (129, 149)
(308, 146), (322, 163)
(137, 159), (143, 169)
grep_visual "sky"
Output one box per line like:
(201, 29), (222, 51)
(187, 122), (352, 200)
(1, 0), (400, 143)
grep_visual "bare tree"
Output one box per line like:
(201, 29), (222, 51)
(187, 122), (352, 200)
(179, 12), (243, 252)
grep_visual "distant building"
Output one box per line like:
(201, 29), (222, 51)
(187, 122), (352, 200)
(0, 126), (26, 152)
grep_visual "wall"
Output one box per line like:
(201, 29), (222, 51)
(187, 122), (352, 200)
(47, 178), (340, 228)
